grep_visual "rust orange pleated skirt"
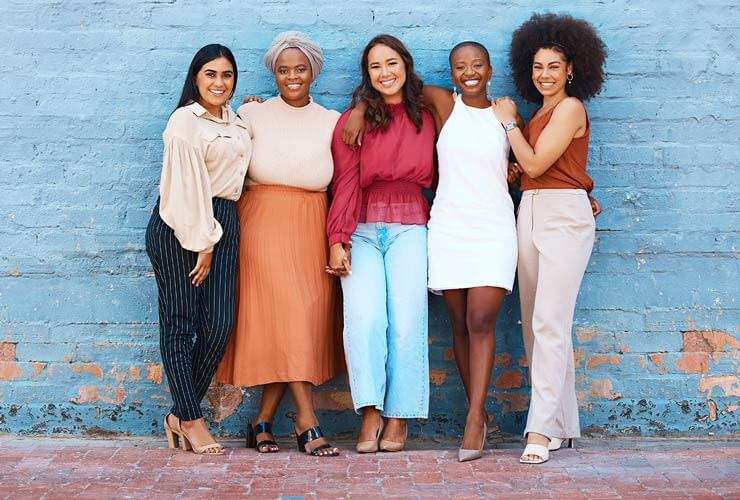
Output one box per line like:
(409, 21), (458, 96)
(216, 184), (344, 387)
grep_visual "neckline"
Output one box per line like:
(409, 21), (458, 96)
(458, 94), (491, 110)
(277, 94), (314, 111)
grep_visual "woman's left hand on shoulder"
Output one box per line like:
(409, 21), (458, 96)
(242, 95), (264, 105)
(492, 97), (518, 125)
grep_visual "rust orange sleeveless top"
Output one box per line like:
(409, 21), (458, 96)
(520, 105), (594, 192)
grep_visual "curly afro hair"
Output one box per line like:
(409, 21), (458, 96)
(509, 13), (607, 103)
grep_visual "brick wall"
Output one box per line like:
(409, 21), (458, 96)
(1, 0), (737, 438)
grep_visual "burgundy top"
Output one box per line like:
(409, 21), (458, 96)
(520, 106), (594, 193)
(327, 104), (436, 245)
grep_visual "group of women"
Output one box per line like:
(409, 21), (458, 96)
(145, 12), (607, 464)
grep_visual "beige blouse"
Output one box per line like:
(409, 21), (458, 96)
(237, 96), (340, 191)
(159, 102), (252, 253)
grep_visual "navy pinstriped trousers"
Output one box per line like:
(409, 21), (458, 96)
(145, 198), (239, 421)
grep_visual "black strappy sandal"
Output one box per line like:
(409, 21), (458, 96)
(295, 425), (339, 457)
(246, 421), (279, 453)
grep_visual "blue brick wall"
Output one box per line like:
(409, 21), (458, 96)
(1, 0), (737, 438)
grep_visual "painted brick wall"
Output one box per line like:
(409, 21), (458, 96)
(1, 0), (737, 438)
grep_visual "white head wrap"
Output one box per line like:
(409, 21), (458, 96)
(264, 31), (323, 78)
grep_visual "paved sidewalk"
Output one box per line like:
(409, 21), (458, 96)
(1, 436), (738, 499)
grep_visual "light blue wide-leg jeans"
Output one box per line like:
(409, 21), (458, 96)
(340, 222), (429, 418)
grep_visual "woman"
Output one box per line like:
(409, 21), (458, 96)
(491, 13), (607, 464)
(146, 44), (251, 454)
(343, 42), (520, 461)
(216, 32), (342, 457)
(327, 34), (434, 453)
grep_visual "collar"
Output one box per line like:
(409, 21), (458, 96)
(185, 101), (236, 124)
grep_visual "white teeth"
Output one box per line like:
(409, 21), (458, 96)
(210, 89), (225, 95)
(286, 84), (301, 89)
(380, 79), (396, 88)
(463, 80), (480, 87)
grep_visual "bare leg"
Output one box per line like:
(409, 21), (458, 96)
(359, 406), (384, 443)
(461, 286), (507, 450)
(253, 382), (287, 452)
(382, 417), (407, 444)
(289, 381), (338, 456)
(443, 289), (471, 400)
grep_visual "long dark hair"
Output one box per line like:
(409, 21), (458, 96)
(350, 34), (425, 133)
(174, 44), (238, 112)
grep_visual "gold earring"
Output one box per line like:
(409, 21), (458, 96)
(567, 73), (574, 84)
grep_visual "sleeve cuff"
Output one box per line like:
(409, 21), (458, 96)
(328, 232), (350, 246)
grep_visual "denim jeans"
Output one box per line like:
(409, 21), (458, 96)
(340, 222), (429, 418)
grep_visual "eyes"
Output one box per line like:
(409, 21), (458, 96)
(454, 62), (486, 71)
(277, 65), (309, 75)
(203, 70), (234, 79)
(369, 60), (400, 70)
(532, 63), (562, 70)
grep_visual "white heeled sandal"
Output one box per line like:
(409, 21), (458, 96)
(548, 437), (574, 451)
(520, 443), (549, 464)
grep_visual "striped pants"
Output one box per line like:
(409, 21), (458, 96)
(145, 198), (239, 421)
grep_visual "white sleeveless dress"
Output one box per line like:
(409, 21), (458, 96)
(427, 95), (517, 292)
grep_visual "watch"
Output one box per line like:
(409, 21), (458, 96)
(503, 121), (518, 132)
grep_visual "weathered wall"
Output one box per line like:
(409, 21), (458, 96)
(0, 0), (737, 438)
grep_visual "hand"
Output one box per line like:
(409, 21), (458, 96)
(325, 243), (351, 277)
(189, 251), (213, 286)
(242, 95), (264, 105)
(492, 96), (518, 125)
(342, 107), (366, 148)
(589, 195), (602, 217)
(507, 161), (523, 184)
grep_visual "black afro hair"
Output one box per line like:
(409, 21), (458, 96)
(509, 13), (607, 103)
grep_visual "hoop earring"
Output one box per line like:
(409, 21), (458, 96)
(567, 73), (574, 85)
(486, 80), (491, 99)
(453, 86), (458, 98)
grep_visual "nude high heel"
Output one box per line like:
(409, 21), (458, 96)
(379, 424), (407, 452)
(458, 422), (487, 462)
(356, 419), (385, 453)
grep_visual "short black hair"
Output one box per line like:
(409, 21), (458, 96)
(509, 13), (607, 103)
(175, 44), (238, 112)
(449, 41), (491, 67)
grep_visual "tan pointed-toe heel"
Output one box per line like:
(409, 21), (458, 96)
(458, 422), (486, 462)
(356, 420), (384, 453)
(379, 424), (407, 452)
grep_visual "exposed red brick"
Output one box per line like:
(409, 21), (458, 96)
(707, 400), (718, 421)
(113, 388), (126, 404)
(0, 342), (16, 361)
(575, 327), (597, 343)
(494, 352), (511, 367)
(589, 379), (622, 400)
(443, 348), (455, 361)
(147, 363), (163, 384)
(676, 352), (709, 374)
(128, 366), (141, 380)
(72, 386), (100, 404)
(518, 356), (528, 367)
(32, 362), (46, 378)
(682, 330), (738, 361)
(573, 349), (586, 369)
(313, 390), (353, 411)
(494, 370), (522, 389)
(649, 354), (667, 374)
(698, 375), (739, 397)
(0, 361), (22, 380)
(71, 363), (103, 379)
(493, 392), (529, 412)
(429, 369), (447, 386)
(586, 354), (621, 370)
(206, 383), (243, 421)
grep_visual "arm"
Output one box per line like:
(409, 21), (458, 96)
(342, 101), (367, 147)
(327, 112), (363, 276)
(493, 97), (586, 178)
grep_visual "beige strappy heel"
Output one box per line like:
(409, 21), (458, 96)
(164, 414), (224, 455)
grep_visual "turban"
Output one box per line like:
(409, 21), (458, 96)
(263, 31), (324, 78)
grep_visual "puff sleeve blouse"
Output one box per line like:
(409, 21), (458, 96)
(158, 102), (252, 253)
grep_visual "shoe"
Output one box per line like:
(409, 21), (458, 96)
(379, 423), (407, 452)
(356, 418), (385, 453)
(246, 421), (279, 453)
(548, 437), (574, 451)
(520, 443), (549, 464)
(295, 425), (339, 457)
(458, 422), (487, 462)
(164, 413), (224, 455)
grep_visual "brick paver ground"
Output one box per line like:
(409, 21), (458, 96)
(0, 436), (738, 499)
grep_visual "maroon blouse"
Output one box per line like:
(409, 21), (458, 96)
(327, 104), (436, 245)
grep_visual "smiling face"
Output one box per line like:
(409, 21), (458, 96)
(195, 56), (234, 115)
(367, 43), (407, 104)
(531, 47), (573, 98)
(274, 48), (313, 107)
(450, 45), (492, 98)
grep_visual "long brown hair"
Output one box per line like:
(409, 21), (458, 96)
(350, 34), (425, 133)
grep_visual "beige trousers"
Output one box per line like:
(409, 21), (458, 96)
(517, 189), (595, 439)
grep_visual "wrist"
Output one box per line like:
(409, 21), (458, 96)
(503, 121), (518, 132)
